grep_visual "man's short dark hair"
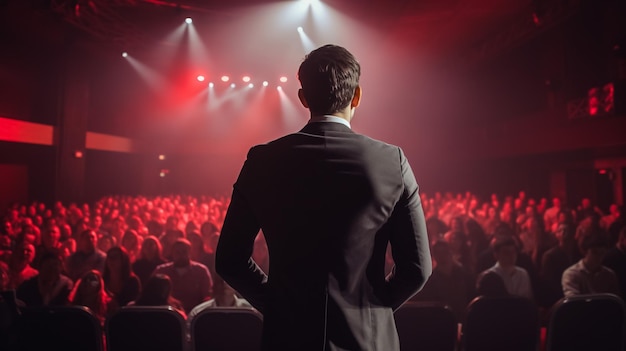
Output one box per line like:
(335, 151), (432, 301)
(579, 234), (609, 255)
(491, 235), (517, 253)
(297, 44), (360, 116)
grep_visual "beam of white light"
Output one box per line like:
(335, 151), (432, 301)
(186, 21), (211, 66)
(185, 17), (192, 24)
(297, 26), (316, 53)
(277, 84), (303, 130)
(125, 55), (168, 94)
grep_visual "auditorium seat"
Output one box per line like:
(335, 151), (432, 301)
(190, 307), (263, 351)
(106, 306), (187, 351)
(394, 302), (457, 351)
(16, 306), (103, 351)
(461, 296), (539, 351)
(546, 293), (625, 351)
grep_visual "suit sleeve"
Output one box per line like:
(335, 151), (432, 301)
(385, 148), (432, 310)
(215, 150), (268, 313)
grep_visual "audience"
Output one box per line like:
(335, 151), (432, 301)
(0, 191), (624, 347)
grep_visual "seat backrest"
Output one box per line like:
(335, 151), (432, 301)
(16, 306), (103, 351)
(394, 302), (457, 351)
(547, 293), (625, 351)
(106, 306), (187, 351)
(462, 296), (539, 351)
(190, 307), (263, 351)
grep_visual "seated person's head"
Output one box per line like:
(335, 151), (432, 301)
(476, 271), (509, 298)
(431, 241), (453, 267)
(78, 230), (98, 253)
(579, 234), (609, 270)
(136, 274), (173, 306)
(171, 239), (192, 268)
(491, 235), (518, 269)
(38, 250), (64, 286)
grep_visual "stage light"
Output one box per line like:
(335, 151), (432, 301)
(263, 81), (269, 87)
(297, 27), (303, 33)
(280, 76), (288, 83)
(301, 0), (320, 5)
(209, 82), (214, 88)
(277, 86), (282, 90)
(185, 17), (192, 24)
(230, 83), (236, 88)
(248, 83), (254, 88)
(121, 52), (128, 58)
(242, 76), (251, 83)
(158, 154), (166, 160)
(221, 75), (230, 82)
(196, 75), (205, 82)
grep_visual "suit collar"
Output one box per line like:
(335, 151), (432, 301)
(299, 121), (354, 135)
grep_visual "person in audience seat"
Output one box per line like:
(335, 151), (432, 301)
(132, 235), (166, 286)
(66, 230), (106, 281)
(17, 250), (72, 306)
(154, 239), (212, 313)
(480, 235), (533, 300)
(562, 233), (620, 298)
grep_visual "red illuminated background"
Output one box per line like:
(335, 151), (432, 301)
(0, 0), (625, 210)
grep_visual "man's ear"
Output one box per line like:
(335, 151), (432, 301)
(298, 89), (309, 108)
(351, 86), (362, 108)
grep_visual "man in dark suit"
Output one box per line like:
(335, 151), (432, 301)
(216, 44), (432, 351)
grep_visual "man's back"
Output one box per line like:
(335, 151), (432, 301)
(217, 122), (431, 350)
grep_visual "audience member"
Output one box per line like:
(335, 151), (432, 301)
(16, 250), (72, 306)
(540, 223), (579, 305)
(412, 241), (474, 320)
(188, 274), (252, 321)
(603, 226), (626, 298)
(562, 234), (620, 297)
(476, 271), (509, 298)
(131, 274), (186, 318)
(66, 230), (106, 281)
(154, 239), (212, 313)
(69, 270), (112, 323)
(480, 235), (533, 299)
(132, 236), (166, 286)
(120, 229), (142, 263)
(103, 247), (141, 310)
(7, 242), (38, 289)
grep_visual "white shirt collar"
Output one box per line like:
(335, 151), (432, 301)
(308, 115), (351, 129)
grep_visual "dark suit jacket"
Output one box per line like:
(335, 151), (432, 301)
(216, 122), (432, 351)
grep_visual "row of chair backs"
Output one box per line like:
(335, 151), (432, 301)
(8, 294), (625, 351)
(547, 293), (625, 351)
(11, 305), (263, 351)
